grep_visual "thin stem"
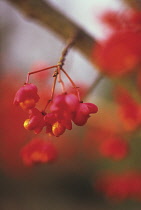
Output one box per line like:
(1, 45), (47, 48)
(7, 0), (95, 61)
(57, 33), (78, 68)
(61, 68), (81, 101)
(25, 65), (57, 84)
(43, 73), (58, 112)
(57, 66), (66, 93)
(51, 74), (58, 100)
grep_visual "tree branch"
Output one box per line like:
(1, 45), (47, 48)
(6, 0), (96, 60)
(123, 0), (141, 9)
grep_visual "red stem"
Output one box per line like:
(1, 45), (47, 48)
(57, 66), (66, 93)
(26, 65), (57, 83)
(61, 68), (81, 101)
(43, 73), (58, 112)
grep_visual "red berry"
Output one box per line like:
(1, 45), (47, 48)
(52, 121), (66, 137)
(14, 83), (40, 111)
(23, 108), (45, 134)
(73, 102), (98, 126)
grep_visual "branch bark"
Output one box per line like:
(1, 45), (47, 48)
(123, 0), (141, 9)
(6, 0), (96, 61)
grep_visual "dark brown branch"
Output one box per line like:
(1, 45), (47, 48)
(58, 33), (78, 68)
(6, 0), (96, 60)
(6, 0), (104, 98)
(83, 74), (104, 100)
(123, 0), (141, 9)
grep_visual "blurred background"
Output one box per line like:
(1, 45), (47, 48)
(1, 0), (141, 209)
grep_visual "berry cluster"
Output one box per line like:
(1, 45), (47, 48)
(14, 65), (98, 137)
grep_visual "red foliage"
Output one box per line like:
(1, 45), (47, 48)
(92, 10), (141, 77)
(101, 10), (141, 31)
(101, 10), (130, 30)
(83, 102), (130, 161)
(99, 136), (129, 160)
(20, 139), (58, 166)
(93, 31), (141, 77)
(95, 171), (141, 201)
(1, 75), (28, 175)
(115, 87), (141, 131)
(84, 127), (129, 161)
